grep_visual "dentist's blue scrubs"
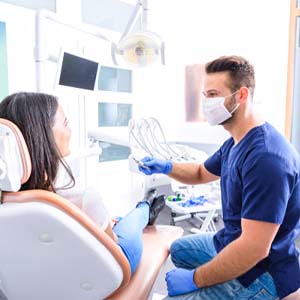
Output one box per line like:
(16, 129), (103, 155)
(169, 122), (300, 300)
(207, 122), (300, 298)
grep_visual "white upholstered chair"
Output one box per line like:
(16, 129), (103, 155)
(0, 118), (183, 300)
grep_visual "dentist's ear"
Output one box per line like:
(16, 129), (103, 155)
(237, 87), (249, 103)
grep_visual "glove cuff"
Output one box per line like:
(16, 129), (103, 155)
(190, 269), (198, 290)
(164, 161), (173, 174)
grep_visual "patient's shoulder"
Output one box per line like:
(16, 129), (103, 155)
(57, 185), (110, 229)
(56, 184), (86, 208)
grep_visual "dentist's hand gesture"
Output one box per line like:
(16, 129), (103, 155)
(138, 156), (173, 175)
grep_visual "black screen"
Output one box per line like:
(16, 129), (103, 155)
(59, 52), (98, 90)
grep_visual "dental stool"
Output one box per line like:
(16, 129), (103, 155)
(0, 118), (183, 300)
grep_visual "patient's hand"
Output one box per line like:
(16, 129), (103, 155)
(105, 223), (119, 243)
(111, 217), (119, 226)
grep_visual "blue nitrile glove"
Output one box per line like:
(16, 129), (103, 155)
(165, 268), (199, 296)
(138, 156), (173, 175)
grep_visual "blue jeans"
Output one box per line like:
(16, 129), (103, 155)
(113, 202), (149, 275)
(163, 233), (279, 300)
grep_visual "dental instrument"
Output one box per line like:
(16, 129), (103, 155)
(132, 156), (151, 170)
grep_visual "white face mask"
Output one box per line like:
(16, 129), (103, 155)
(201, 91), (239, 126)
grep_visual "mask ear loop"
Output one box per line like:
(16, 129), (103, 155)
(229, 103), (240, 115)
(227, 89), (242, 114)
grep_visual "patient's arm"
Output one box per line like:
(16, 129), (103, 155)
(105, 222), (119, 243)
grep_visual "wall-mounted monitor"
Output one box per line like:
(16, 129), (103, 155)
(56, 51), (99, 91)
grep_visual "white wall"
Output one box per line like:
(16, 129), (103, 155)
(0, 2), (36, 92)
(133, 0), (290, 144)
(0, 0), (55, 11)
(0, 2), (136, 216)
(0, 0), (292, 217)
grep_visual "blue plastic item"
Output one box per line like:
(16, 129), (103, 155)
(178, 195), (207, 207)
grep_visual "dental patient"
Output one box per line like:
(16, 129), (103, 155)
(0, 92), (165, 275)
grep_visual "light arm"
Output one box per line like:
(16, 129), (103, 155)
(119, 0), (143, 41)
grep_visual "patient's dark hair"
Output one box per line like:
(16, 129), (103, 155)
(205, 55), (255, 98)
(0, 92), (75, 192)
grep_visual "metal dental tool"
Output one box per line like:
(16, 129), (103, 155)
(132, 157), (151, 170)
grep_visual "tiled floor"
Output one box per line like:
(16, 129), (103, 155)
(151, 204), (300, 299)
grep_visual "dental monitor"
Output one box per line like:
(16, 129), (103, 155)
(56, 50), (98, 91)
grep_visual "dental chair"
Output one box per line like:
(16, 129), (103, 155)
(0, 118), (183, 300)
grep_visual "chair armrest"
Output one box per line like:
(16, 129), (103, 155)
(106, 225), (183, 300)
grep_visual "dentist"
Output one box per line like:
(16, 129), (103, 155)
(139, 56), (300, 300)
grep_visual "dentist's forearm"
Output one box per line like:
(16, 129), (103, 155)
(169, 162), (218, 185)
(194, 237), (266, 287)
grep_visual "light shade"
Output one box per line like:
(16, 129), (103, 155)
(113, 31), (165, 67)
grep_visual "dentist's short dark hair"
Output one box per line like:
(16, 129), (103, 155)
(0, 92), (74, 192)
(205, 55), (255, 98)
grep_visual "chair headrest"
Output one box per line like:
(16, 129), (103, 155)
(0, 118), (32, 192)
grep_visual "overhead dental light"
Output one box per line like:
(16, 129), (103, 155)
(112, 0), (165, 67)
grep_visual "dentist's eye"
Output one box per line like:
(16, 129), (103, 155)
(203, 90), (220, 98)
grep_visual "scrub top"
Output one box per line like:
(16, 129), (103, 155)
(204, 122), (300, 298)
